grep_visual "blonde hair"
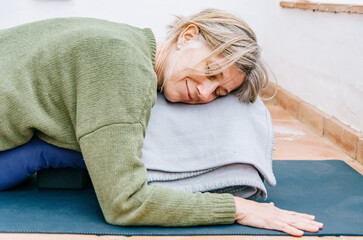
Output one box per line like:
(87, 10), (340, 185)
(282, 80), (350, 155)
(163, 8), (270, 103)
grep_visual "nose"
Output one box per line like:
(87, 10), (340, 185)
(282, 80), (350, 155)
(196, 79), (219, 102)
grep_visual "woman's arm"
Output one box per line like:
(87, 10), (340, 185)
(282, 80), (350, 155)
(79, 123), (236, 226)
(72, 32), (235, 227)
(234, 197), (323, 236)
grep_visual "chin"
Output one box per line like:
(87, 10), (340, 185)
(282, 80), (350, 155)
(162, 91), (179, 103)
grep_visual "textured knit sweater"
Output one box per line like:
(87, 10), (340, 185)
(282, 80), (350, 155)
(0, 18), (236, 226)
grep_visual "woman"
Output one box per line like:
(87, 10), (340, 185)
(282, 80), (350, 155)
(0, 8), (323, 236)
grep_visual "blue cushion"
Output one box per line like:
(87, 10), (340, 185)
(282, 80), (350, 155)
(0, 136), (85, 190)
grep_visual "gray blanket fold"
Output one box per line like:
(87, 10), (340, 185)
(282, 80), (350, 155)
(141, 93), (275, 200)
(148, 163), (267, 199)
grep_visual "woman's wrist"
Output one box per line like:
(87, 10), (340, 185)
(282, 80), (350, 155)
(233, 196), (251, 221)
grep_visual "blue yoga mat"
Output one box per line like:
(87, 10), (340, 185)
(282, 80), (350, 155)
(0, 160), (362, 236)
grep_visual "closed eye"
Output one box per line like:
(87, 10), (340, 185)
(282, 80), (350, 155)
(214, 87), (228, 97)
(207, 64), (218, 80)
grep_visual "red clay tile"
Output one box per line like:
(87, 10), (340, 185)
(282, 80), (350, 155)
(280, 1), (363, 15)
(265, 103), (295, 121)
(298, 102), (328, 136)
(0, 232), (356, 240)
(280, 1), (296, 8)
(0, 234), (354, 240)
(275, 88), (300, 118)
(350, 5), (363, 14)
(318, 4), (350, 13)
(0, 234), (104, 240)
(344, 237), (363, 240)
(125, 236), (264, 240)
(124, 236), (343, 240)
(324, 117), (359, 159)
(273, 135), (351, 161)
(357, 138), (363, 165)
(296, 2), (319, 11)
(273, 119), (317, 138)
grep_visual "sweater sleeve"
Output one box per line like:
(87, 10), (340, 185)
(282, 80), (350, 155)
(72, 27), (236, 226)
(79, 123), (236, 226)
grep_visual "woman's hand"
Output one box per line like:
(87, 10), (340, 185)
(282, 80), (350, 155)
(234, 196), (323, 236)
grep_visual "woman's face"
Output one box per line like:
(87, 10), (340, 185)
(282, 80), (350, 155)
(160, 25), (245, 104)
(161, 42), (245, 104)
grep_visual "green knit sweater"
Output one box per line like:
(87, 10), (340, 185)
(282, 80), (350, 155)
(0, 18), (236, 226)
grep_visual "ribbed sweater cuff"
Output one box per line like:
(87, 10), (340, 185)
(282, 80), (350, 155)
(210, 193), (236, 225)
(143, 28), (156, 69)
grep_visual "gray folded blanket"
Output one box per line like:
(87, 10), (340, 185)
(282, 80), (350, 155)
(142, 93), (276, 200)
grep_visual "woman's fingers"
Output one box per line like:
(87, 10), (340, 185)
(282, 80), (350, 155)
(281, 208), (324, 231)
(278, 223), (304, 237)
(286, 216), (322, 233)
(300, 213), (316, 220)
(234, 197), (324, 236)
(281, 208), (316, 220)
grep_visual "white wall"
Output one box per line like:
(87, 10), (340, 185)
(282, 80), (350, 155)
(262, 0), (363, 132)
(0, 0), (267, 42)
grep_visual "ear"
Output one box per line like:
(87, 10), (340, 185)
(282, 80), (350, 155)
(177, 24), (200, 46)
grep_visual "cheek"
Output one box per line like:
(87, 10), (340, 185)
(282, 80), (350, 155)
(170, 64), (187, 82)
(162, 80), (181, 103)
(164, 66), (188, 96)
(203, 95), (218, 104)
(163, 90), (178, 103)
(164, 50), (186, 83)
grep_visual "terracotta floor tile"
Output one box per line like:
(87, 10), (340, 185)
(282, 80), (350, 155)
(0, 235), (350, 240)
(0, 234), (104, 240)
(273, 119), (317, 138)
(324, 117), (359, 159)
(111, 236), (345, 240)
(298, 102), (327, 136)
(105, 236), (343, 240)
(106, 236), (256, 240)
(273, 136), (352, 161)
(357, 138), (363, 164)
(265, 103), (295, 121)
(274, 89), (299, 118)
